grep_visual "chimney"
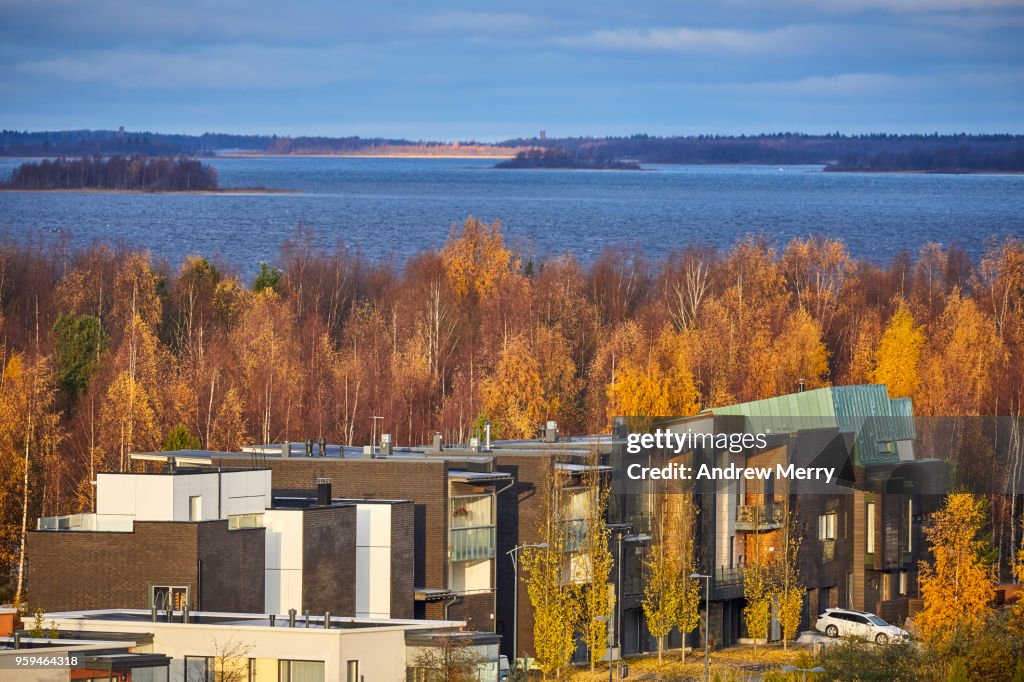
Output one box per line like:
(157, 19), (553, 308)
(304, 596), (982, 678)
(362, 445), (374, 459)
(304, 610), (311, 628)
(305, 438), (313, 457)
(151, 604), (158, 622)
(316, 477), (332, 506)
(318, 437), (327, 456)
(381, 433), (393, 456)
(12, 632), (20, 650)
(433, 433), (443, 452)
(485, 421), (491, 450)
(544, 421), (558, 443)
(798, 378), (806, 393)
(324, 611), (331, 629)
(182, 603), (190, 623)
(269, 614), (276, 627)
(469, 437), (480, 453)
(288, 609), (297, 628)
(281, 441), (290, 459)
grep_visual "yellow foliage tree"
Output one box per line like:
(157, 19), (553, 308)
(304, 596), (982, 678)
(440, 217), (518, 302)
(918, 291), (1005, 415)
(917, 493), (994, 653)
(606, 326), (700, 424)
(774, 306), (830, 394)
(0, 353), (62, 605)
(870, 300), (924, 399)
(774, 505), (804, 651)
(521, 473), (580, 679)
(480, 336), (547, 440)
(578, 449), (612, 672)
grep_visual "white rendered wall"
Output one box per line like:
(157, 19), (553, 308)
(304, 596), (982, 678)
(356, 504), (393, 618)
(43, 615), (447, 682)
(96, 470), (271, 522)
(264, 509), (304, 615)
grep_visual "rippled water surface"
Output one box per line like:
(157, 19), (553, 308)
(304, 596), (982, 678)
(1, 156), (1021, 274)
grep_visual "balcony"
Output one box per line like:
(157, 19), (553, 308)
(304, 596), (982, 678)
(735, 503), (784, 531)
(36, 513), (133, 532)
(562, 519), (588, 552)
(450, 526), (495, 562)
(715, 566), (744, 587)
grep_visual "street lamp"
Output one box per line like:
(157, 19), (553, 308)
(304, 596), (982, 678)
(612, 531), (650, 681)
(691, 572), (711, 682)
(782, 665), (826, 681)
(507, 542), (549, 673)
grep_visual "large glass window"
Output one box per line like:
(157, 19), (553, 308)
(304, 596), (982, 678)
(185, 656), (212, 682)
(279, 660), (325, 682)
(152, 585), (189, 610)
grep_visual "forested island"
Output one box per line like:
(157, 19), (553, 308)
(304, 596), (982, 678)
(1, 156), (219, 191)
(495, 147), (641, 170)
(4, 130), (1024, 172)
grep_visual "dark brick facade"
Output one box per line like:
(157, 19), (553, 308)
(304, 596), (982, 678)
(216, 455), (451, 595)
(27, 521), (264, 614)
(390, 502), (416, 619)
(301, 505), (357, 617)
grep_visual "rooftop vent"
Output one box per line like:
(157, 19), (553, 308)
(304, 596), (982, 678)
(543, 420), (558, 443)
(433, 433), (444, 452)
(381, 433), (393, 456)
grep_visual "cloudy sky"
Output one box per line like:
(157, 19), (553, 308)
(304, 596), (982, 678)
(2, 0), (1022, 139)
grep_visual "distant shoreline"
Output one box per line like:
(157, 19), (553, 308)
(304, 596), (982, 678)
(0, 186), (299, 194)
(216, 152), (518, 160)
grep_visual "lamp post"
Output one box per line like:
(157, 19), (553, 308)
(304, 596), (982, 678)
(506, 542), (549, 674)
(613, 531), (650, 680)
(782, 665), (826, 681)
(691, 572), (711, 682)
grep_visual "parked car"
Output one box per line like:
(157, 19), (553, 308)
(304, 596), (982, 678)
(815, 607), (910, 644)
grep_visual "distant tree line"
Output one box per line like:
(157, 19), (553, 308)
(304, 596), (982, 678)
(3, 129), (1024, 171)
(2, 156), (218, 191)
(495, 147), (640, 170)
(827, 144), (1024, 172)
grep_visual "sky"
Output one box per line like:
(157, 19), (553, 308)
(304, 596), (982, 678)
(1, 0), (1023, 140)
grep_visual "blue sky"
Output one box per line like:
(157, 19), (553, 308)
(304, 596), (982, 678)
(1, 0), (1022, 139)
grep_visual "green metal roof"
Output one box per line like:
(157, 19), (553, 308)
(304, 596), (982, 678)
(709, 384), (915, 466)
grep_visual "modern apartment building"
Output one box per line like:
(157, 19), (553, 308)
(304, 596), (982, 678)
(28, 462), (415, 621)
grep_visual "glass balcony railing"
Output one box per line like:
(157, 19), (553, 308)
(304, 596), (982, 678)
(735, 503), (784, 531)
(450, 526), (495, 562)
(562, 519), (588, 552)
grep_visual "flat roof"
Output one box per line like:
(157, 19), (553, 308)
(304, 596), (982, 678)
(45, 609), (465, 632)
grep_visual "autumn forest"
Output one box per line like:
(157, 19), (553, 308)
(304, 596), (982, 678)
(0, 220), (1023, 603)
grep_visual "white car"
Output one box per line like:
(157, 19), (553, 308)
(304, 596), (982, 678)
(815, 608), (910, 644)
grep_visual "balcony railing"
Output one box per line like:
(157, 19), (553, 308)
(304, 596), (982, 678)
(735, 503), (784, 531)
(562, 519), (589, 552)
(450, 526), (495, 562)
(715, 566), (744, 587)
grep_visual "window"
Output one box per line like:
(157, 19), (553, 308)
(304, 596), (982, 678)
(189, 495), (202, 521)
(279, 660), (325, 682)
(152, 585), (189, 610)
(250, 659), (279, 682)
(906, 498), (913, 552)
(866, 501), (876, 554)
(185, 656), (212, 682)
(882, 572), (891, 600)
(899, 571), (908, 596)
(818, 512), (836, 541)
(346, 660), (359, 682)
